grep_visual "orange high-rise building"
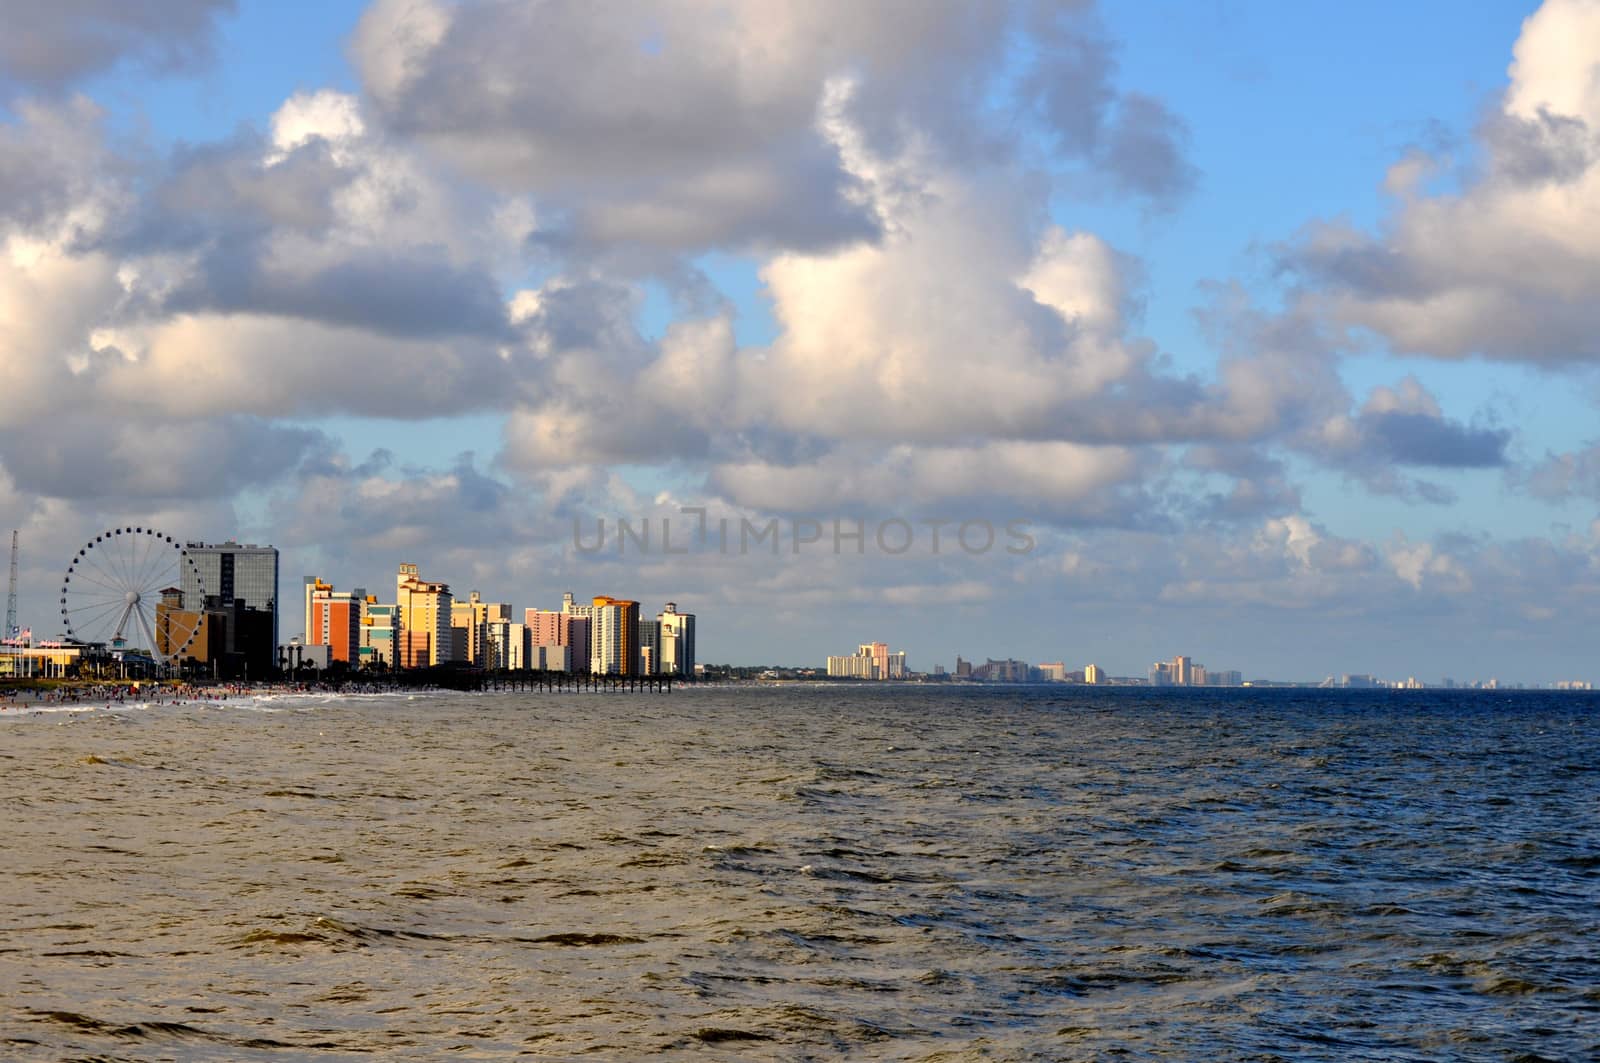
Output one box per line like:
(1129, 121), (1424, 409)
(310, 592), (362, 664)
(590, 596), (639, 675)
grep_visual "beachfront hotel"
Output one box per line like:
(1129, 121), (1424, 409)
(182, 541), (280, 647)
(826, 642), (909, 679)
(589, 596), (640, 675)
(396, 563), (452, 668)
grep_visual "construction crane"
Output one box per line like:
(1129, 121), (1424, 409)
(4, 530), (16, 641)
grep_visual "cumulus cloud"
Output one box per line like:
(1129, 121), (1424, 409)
(0, 0), (235, 94)
(490, 79), (1511, 527)
(707, 441), (1146, 524)
(492, 84), (1215, 521)
(0, 416), (329, 501)
(102, 91), (523, 340)
(1364, 410), (1508, 468)
(1514, 441), (1600, 501)
(1282, 0), (1600, 364)
(350, 0), (1194, 256)
(0, 96), (126, 235)
(0, 88), (538, 428)
(1292, 377), (1510, 503)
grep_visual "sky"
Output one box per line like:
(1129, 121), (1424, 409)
(3, 0), (1600, 684)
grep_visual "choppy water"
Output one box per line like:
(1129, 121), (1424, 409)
(1, 685), (1596, 1061)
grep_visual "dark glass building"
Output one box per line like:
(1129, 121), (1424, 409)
(181, 541), (280, 655)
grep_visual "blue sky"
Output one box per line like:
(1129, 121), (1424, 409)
(4, 0), (1600, 683)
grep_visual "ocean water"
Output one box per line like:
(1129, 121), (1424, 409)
(1, 685), (1596, 1061)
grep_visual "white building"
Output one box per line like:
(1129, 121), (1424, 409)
(485, 619), (531, 670)
(827, 654), (877, 678)
(658, 602), (696, 677)
(827, 643), (908, 679)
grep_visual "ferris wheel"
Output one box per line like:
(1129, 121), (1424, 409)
(60, 527), (206, 663)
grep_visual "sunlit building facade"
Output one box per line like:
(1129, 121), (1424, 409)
(396, 562), (452, 668)
(590, 596), (639, 675)
(657, 602), (696, 678)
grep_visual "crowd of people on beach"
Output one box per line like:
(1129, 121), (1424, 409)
(0, 681), (352, 713)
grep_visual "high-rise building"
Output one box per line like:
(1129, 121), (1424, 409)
(304, 577), (330, 642)
(826, 642), (907, 679)
(396, 562), (452, 668)
(859, 642), (890, 680)
(975, 657), (1026, 682)
(360, 600), (396, 670)
(657, 602), (695, 677)
(637, 616), (660, 675)
(590, 596), (639, 675)
(182, 541), (280, 648)
(527, 606), (590, 673)
(1038, 661), (1067, 682)
(307, 582), (365, 664)
(485, 619), (530, 670)
(159, 587), (273, 678)
(827, 654), (876, 679)
(1084, 663), (1105, 685)
(452, 591), (513, 666)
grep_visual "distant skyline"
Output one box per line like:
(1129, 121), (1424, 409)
(4, 1), (1600, 685)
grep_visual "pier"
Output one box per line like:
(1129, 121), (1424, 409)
(481, 670), (674, 693)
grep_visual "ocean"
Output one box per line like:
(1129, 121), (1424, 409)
(1, 685), (1596, 1061)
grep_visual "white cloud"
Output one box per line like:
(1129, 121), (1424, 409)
(349, 0), (1194, 254)
(1286, 0), (1600, 364)
(268, 89), (366, 162)
(1506, 0), (1600, 124)
(708, 441), (1141, 517)
(1386, 535), (1473, 593)
(0, 1), (235, 94)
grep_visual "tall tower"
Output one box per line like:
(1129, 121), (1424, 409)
(5, 530), (18, 640)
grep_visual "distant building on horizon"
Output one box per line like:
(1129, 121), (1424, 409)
(972, 658), (1028, 682)
(826, 642), (907, 679)
(1151, 655), (1241, 686)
